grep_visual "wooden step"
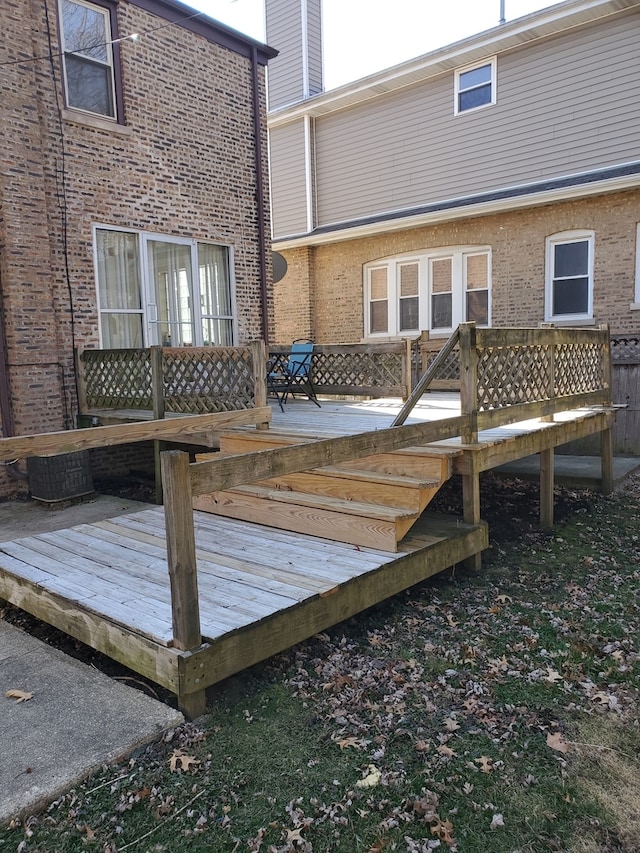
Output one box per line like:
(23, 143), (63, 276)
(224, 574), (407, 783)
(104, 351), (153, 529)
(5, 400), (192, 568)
(254, 468), (440, 512)
(213, 431), (459, 481)
(193, 485), (419, 552)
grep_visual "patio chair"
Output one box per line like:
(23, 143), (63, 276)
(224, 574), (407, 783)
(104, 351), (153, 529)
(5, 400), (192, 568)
(268, 339), (321, 409)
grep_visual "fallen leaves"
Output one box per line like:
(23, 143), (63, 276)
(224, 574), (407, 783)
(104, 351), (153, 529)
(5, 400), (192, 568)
(5, 689), (33, 703)
(355, 764), (382, 788)
(546, 731), (569, 753)
(168, 750), (199, 773)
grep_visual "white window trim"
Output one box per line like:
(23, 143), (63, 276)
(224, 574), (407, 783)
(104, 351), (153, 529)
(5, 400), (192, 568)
(363, 246), (491, 340)
(93, 224), (237, 348)
(454, 56), (497, 116)
(544, 230), (594, 324)
(60, 0), (117, 120)
(631, 222), (640, 310)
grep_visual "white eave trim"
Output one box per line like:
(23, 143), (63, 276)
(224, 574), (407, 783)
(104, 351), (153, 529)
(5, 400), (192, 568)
(272, 171), (640, 250)
(268, 0), (639, 127)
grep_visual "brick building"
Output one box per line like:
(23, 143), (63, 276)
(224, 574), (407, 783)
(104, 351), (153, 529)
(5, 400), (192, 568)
(0, 0), (276, 494)
(265, 0), (640, 346)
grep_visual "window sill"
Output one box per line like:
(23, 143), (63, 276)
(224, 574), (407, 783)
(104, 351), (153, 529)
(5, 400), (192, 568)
(544, 317), (595, 327)
(62, 108), (132, 136)
(630, 302), (640, 311)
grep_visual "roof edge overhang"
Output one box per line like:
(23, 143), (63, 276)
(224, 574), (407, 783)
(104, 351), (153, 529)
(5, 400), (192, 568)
(268, 0), (639, 122)
(272, 164), (640, 250)
(131, 0), (278, 64)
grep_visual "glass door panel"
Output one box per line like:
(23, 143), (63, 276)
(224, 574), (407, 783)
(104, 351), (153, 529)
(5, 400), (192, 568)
(146, 240), (194, 346)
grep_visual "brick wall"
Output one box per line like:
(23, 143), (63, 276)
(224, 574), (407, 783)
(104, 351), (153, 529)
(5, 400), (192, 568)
(274, 189), (640, 343)
(0, 0), (272, 497)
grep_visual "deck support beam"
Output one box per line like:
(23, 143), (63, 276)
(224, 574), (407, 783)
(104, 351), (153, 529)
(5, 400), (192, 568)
(462, 458), (482, 571)
(539, 448), (554, 530)
(601, 427), (614, 495)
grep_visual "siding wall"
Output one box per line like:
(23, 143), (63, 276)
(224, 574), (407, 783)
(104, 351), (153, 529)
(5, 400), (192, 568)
(0, 0), (272, 496)
(270, 8), (640, 237)
(266, 0), (323, 110)
(273, 189), (640, 344)
(269, 120), (310, 236)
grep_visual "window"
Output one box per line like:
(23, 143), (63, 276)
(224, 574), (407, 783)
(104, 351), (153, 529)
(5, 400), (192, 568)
(545, 231), (594, 322)
(60, 0), (117, 118)
(95, 228), (236, 348)
(455, 58), (496, 114)
(364, 248), (491, 338)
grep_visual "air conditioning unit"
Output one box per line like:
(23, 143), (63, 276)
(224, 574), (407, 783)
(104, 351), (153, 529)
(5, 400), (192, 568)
(27, 451), (94, 504)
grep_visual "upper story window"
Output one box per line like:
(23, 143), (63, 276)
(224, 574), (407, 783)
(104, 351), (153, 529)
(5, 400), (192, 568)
(364, 248), (491, 339)
(545, 230), (594, 322)
(454, 58), (496, 114)
(60, 0), (117, 119)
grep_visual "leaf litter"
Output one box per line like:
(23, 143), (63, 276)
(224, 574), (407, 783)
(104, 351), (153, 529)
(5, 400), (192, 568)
(1, 471), (639, 852)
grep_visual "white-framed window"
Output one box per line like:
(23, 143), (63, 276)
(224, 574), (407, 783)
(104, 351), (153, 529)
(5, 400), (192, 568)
(364, 248), (491, 339)
(95, 227), (237, 348)
(60, 0), (117, 118)
(454, 57), (496, 115)
(545, 230), (594, 322)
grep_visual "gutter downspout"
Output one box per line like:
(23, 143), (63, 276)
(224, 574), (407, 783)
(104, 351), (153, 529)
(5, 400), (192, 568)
(251, 45), (270, 346)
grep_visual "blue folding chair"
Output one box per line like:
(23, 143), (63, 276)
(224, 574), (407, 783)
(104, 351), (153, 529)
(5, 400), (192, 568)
(268, 340), (321, 409)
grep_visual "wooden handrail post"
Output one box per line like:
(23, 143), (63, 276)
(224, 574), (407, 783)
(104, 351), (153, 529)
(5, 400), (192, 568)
(151, 346), (165, 503)
(542, 325), (555, 423)
(162, 450), (201, 650)
(458, 322), (478, 444)
(75, 347), (88, 420)
(251, 339), (268, 420)
(161, 449), (206, 718)
(402, 337), (413, 400)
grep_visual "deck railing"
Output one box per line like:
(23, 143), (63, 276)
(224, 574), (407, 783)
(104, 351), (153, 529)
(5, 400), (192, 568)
(394, 323), (612, 438)
(268, 340), (414, 398)
(77, 342), (267, 416)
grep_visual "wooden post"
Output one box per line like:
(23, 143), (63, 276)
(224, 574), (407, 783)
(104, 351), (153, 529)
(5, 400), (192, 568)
(601, 427), (614, 496)
(462, 459), (482, 572)
(251, 340), (269, 430)
(74, 347), (88, 420)
(542, 325), (555, 423)
(151, 346), (165, 504)
(402, 337), (413, 400)
(161, 449), (206, 718)
(539, 447), (554, 529)
(459, 322), (478, 444)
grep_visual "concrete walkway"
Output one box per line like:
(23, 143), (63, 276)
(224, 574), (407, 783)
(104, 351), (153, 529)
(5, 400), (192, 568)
(0, 494), (184, 825)
(494, 453), (640, 488)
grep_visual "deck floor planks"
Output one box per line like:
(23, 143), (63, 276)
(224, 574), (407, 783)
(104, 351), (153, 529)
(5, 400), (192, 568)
(0, 538), (173, 642)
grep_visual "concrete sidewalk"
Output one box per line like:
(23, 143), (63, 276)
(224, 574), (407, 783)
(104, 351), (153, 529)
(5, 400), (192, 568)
(0, 494), (184, 825)
(494, 453), (640, 488)
(0, 620), (183, 824)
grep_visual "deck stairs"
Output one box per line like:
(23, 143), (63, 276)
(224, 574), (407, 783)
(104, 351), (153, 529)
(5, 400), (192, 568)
(193, 430), (463, 552)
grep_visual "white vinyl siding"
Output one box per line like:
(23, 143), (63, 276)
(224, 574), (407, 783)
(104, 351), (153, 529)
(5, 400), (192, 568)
(364, 248), (491, 339)
(303, 14), (640, 233)
(545, 230), (594, 322)
(269, 120), (310, 237)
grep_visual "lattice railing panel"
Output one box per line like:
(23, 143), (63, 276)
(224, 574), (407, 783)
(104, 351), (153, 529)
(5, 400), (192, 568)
(476, 345), (550, 410)
(82, 349), (153, 410)
(554, 343), (604, 395)
(421, 345), (461, 381)
(311, 351), (404, 390)
(163, 348), (255, 413)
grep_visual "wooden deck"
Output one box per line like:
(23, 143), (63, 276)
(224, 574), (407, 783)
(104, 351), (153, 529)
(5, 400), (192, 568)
(0, 326), (617, 716)
(0, 500), (486, 700)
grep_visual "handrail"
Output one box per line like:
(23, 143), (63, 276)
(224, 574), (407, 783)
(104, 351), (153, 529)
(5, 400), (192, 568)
(391, 328), (460, 426)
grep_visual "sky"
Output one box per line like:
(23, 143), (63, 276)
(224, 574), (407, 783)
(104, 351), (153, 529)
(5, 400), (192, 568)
(186, 0), (556, 90)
